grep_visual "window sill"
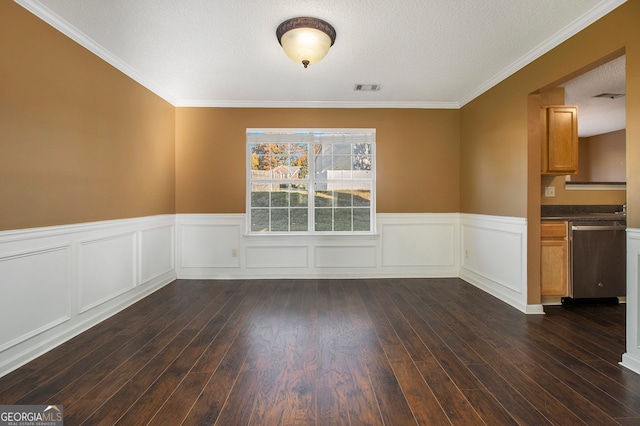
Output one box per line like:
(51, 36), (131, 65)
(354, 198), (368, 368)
(243, 232), (380, 241)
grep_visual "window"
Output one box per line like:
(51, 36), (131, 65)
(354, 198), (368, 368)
(247, 129), (375, 234)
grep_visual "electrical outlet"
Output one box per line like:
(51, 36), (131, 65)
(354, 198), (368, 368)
(231, 248), (238, 257)
(544, 186), (555, 197)
(465, 249), (469, 259)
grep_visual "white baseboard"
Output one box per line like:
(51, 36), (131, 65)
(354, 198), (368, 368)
(621, 354), (640, 375)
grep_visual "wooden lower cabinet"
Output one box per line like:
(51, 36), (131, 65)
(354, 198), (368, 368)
(541, 221), (569, 297)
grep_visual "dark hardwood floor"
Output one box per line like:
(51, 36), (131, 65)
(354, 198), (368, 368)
(1, 278), (638, 425)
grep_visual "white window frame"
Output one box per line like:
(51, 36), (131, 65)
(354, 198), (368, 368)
(246, 128), (376, 235)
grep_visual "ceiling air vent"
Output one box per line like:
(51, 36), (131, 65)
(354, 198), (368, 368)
(593, 93), (625, 99)
(354, 84), (381, 91)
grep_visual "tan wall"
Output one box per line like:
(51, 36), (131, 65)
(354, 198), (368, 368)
(3, 0), (637, 232)
(572, 137), (591, 182)
(0, 2), (176, 231)
(541, 175), (626, 205)
(543, 130), (626, 205)
(460, 1), (639, 228)
(573, 130), (626, 182)
(460, 1), (639, 304)
(582, 130), (626, 182)
(176, 108), (460, 214)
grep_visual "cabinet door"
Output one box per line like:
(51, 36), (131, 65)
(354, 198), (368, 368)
(541, 239), (568, 296)
(541, 106), (578, 174)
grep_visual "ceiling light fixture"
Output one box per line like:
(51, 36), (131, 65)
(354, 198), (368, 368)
(593, 93), (625, 99)
(276, 17), (336, 68)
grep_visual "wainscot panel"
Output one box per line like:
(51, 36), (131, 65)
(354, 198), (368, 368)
(78, 232), (137, 313)
(175, 213), (459, 279)
(0, 245), (70, 352)
(315, 245), (377, 269)
(179, 221), (241, 269)
(381, 216), (456, 267)
(622, 228), (640, 375)
(0, 215), (176, 378)
(140, 225), (175, 284)
(459, 214), (530, 313)
(246, 246), (309, 269)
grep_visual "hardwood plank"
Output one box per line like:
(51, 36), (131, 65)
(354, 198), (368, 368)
(0, 278), (637, 426)
(424, 302), (586, 424)
(0, 280), (193, 394)
(390, 282), (511, 425)
(435, 284), (632, 423)
(280, 281), (318, 426)
(468, 363), (553, 425)
(145, 371), (210, 425)
(62, 284), (237, 423)
(245, 281), (309, 425)
(316, 281), (358, 425)
(116, 287), (261, 425)
(0, 279), (218, 405)
(356, 281), (423, 425)
(79, 329), (200, 425)
(183, 281), (293, 424)
(146, 281), (268, 424)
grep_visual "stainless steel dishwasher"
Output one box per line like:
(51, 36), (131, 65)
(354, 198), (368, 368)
(569, 220), (626, 300)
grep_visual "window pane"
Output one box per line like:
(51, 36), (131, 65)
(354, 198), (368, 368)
(290, 186), (308, 207)
(251, 209), (269, 232)
(353, 144), (372, 170)
(333, 155), (351, 171)
(336, 190), (352, 207)
(270, 187), (289, 207)
(334, 208), (352, 232)
(271, 208), (289, 232)
(353, 187), (371, 207)
(251, 184), (270, 207)
(353, 208), (371, 231)
(315, 208), (332, 231)
(290, 208), (308, 232)
(333, 144), (351, 155)
(290, 143), (308, 179)
(315, 189), (334, 207)
(315, 154), (332, 175)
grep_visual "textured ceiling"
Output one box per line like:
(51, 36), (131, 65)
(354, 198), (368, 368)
(17, 0), (626, 115)
(562, 55), (626, 137)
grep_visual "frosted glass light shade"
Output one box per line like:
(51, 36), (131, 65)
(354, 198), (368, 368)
(276, 17), (336, 68)
(280, 27), (332, 67)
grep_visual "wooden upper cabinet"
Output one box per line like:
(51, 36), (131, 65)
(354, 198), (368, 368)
(541, 105), (578, 174)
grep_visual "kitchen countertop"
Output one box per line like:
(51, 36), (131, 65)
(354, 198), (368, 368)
(541, 213), (626, 222)
(541, 204), (626, 223)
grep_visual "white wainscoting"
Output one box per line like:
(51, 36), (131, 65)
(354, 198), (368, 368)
(0, 212), (537, 378)
(176, 213), (461, 279)
(459, 214), (534, 314)
(622, 228), (640, 374)
(0, 215), (175, 378)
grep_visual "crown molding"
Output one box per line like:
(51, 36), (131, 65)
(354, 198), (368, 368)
(174, 99), (461, 109)
(458, 0), (627, 107)
(15, 0), (177, 105)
